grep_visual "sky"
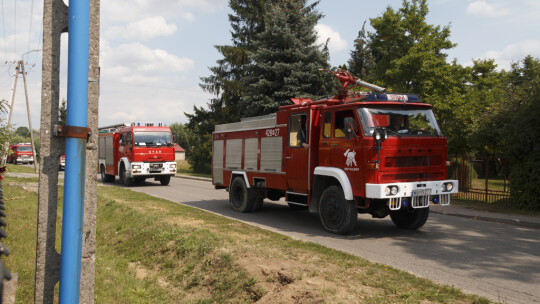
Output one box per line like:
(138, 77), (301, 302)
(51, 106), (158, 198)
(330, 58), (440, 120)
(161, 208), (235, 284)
(1, 0), (539, 130)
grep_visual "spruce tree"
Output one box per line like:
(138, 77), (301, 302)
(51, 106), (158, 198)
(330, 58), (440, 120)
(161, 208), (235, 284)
(348, 21), (375, 80)
(186, 0), (273, 173)
(241, 0), (335, 117)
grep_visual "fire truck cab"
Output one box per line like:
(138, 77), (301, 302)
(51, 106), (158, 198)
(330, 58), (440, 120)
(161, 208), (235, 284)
(212, 71), (458, 234)
(98, 123), (177, 186)
(8, 143), (34, 165)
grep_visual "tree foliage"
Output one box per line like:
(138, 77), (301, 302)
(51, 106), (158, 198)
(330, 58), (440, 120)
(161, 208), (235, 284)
(472, 56), (540, 209)
(187, 0), (334, 173)
(241, 0), (335, 117)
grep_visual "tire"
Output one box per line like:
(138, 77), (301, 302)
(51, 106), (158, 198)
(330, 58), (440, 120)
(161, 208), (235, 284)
(100, 165), (107, 182)
(390, 205), (430, 229)
(120, 165), (134, 187)
(101, 165), (115, 183)
(318, 186), (357, 234)
(160, 175), (171, 186)
(229, 177), (253, 213)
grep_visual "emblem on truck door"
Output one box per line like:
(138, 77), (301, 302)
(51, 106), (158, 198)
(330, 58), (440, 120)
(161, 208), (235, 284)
(344, 149), (357, 167)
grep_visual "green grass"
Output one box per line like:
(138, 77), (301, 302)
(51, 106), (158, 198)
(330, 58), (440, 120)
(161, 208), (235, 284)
(5, 163), (38, 174)
(4, 179), (491, 303)
(175, 160), (211, 178)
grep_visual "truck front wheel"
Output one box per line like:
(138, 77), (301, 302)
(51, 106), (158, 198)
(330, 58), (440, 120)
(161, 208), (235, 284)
(120, 165), (134, 187)
(389, 206), (429, 229)
(318, 186), (357, 234)
(160, 175), (171, 186)
(229, 177), (253, 213)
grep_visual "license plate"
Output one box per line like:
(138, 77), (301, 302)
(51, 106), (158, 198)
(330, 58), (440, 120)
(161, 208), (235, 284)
(412, 189), (431, 196)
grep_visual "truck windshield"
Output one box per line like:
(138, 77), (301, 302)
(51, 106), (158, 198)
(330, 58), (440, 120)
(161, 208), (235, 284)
(133, 131), (173, 147)
(357, 107), (442, 137)
(17, 146), (32, 152)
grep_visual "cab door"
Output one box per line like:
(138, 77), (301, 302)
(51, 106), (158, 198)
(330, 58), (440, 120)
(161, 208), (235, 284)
(320, 109), (363, 183)
(284, 112), (310, 193)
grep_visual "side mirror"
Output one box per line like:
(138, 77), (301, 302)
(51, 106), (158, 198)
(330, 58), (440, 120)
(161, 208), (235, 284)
(373, 128), (387, 143)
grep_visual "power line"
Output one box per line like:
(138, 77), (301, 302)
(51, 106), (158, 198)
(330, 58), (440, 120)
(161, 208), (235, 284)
(1, 0), (7, 62)
(26, 0), (35, 64)
(13, 0), (16, 59)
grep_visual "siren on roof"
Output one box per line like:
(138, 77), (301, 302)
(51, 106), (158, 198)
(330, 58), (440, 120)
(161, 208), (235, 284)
(365, 93), (421, 102)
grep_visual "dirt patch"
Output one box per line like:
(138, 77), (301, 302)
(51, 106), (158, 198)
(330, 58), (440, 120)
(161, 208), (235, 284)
(128, 262), (169, 288)
(235, 251), (380, 303)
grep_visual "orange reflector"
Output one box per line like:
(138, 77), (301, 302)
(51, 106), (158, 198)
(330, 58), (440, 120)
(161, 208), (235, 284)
(366, 163), (379, 170)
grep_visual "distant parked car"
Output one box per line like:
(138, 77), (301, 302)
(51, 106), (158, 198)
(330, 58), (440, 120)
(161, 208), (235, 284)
(59, 155), (65, 170)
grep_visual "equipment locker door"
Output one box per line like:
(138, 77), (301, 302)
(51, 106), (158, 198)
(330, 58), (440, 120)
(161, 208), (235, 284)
(284, 113), (310, 192)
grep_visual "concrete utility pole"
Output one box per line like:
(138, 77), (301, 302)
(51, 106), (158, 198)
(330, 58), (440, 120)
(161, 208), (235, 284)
(35, 0), (99, 302)
(6, 60), (38, 172)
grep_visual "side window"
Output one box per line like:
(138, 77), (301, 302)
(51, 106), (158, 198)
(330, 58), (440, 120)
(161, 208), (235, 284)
(289, 114), (308, 148)
(322, 112), (332, 138)
(126, 133), (133, 147)
(335, 110), (357, 139)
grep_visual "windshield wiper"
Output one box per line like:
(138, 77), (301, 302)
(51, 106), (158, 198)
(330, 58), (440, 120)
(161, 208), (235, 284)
(383, 128), (402, 138)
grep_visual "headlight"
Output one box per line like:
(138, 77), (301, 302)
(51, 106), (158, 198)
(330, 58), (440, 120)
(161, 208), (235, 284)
(385, 185), (399, 196)
(132, 164), (141, 169)
(445, 182), (453, 192)
(170, 163), (176, 169)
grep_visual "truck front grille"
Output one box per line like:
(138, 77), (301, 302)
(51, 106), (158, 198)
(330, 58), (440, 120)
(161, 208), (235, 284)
(384, 155), (441, 168)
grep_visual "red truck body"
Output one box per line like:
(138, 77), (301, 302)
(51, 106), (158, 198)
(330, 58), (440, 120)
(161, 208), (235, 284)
(98, 123), (176, 186)
(8, 143), (34, 165)
(212, 72), (458, 234)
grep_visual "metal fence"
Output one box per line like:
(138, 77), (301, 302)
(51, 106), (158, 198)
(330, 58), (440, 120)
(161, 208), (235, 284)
(448, 155), (511, 203)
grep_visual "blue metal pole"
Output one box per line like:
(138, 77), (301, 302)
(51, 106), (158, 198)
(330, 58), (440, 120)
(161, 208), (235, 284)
(59, 0), (89, 302)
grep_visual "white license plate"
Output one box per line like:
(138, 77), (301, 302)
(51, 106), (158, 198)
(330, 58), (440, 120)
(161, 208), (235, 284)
(412, 189), (431, 196)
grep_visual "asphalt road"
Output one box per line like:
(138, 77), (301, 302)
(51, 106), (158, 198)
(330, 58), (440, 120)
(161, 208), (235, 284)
(107, 176), (539, 304)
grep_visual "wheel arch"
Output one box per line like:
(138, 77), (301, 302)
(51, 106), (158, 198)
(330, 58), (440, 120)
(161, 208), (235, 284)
(230, 171), (250, 188)
(311, 167), (354, 213)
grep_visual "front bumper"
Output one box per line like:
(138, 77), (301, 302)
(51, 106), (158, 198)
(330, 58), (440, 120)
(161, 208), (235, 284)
(128, 161), (176, 177)
(16, 156), (34, 163)
(365, 180), (459, 210)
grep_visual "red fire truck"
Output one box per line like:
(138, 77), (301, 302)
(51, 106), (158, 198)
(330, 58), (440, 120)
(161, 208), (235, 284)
(212, 71), (458, 234)
(8, 143), (34, 165)
(98, 123), (176, 186)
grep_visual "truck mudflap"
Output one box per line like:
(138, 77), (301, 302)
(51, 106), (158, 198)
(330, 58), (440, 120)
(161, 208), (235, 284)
(366, 180), (458, 210)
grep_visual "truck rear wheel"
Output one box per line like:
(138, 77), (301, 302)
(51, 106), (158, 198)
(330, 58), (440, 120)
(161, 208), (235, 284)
(100, 165), (115, 183)
(389, 206), (429, 229)
(229, 177), (253, 213)
(160, 175), (171, 186)
(318, 186), (357, 234)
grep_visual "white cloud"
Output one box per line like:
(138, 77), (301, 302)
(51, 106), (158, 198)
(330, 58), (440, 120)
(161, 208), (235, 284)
(474, 39), (540, 70)
(101, 42), (194, 85)
(104, 17), (178, 41)
(467, 1), (510, 17)
(102, 0), (227, 23)
(315, 24), (347, 53)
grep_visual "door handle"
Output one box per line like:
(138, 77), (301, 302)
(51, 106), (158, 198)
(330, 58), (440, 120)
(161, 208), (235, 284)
(285, 156), (292, 159)
(331, 143), (338, 147)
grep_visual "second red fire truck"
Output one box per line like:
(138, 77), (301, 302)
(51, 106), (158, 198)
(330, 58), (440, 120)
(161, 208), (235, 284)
(98, 123), (176, 186)
(8, 143), (34, 165)
(212, 71), (458, 234)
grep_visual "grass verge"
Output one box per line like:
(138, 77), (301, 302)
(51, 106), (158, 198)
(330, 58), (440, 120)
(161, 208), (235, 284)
(4, 164), (38, 174)
(4, 179), (491, 303)
(175, 160), (211, 179)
